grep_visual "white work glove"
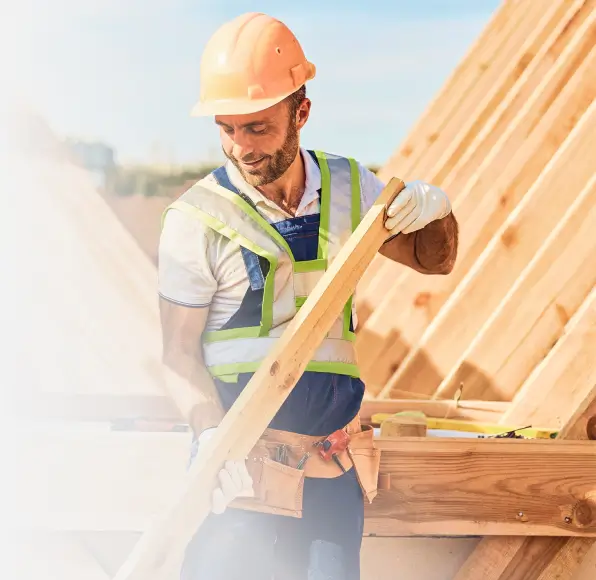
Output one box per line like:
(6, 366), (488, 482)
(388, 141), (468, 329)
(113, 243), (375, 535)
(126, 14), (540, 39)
(198, 428), (254, 514)
(385, 180), (451, 237)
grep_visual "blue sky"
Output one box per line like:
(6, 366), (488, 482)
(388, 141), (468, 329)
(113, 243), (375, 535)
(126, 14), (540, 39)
(15, 0), (500, 167)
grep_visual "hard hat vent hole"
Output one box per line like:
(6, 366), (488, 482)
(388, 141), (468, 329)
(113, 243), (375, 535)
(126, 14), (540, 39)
(276, 47), (282, 54)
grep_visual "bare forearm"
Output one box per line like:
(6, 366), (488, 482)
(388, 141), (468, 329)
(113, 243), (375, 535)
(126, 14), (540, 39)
(162, 349), (225, 435)
(380, 212), (459, 274)
(158, 298), (224, 434)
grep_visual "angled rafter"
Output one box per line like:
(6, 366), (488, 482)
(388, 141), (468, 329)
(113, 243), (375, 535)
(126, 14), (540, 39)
(358, 11), (596, 391)
(453, 287), (596, 580)
(434, 172), (596, 400)
(379, 97), (596, 399)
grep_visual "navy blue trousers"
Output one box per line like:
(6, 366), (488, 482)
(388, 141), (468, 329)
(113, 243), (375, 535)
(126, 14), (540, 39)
(180, 467), (364, 580)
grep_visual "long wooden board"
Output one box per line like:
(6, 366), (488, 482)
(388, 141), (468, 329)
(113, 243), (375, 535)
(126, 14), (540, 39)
(453, 290), (596, 579)
(367, 438), (596, 537)
(358, 18), (596, 391)
(503, 287), (596, 429)
(20, 430), (596, 537)
(435, 172), (596, 400)
(107, 178), (405, 579)
(358, 0), (521, 306)
(380, 97), (596, 399)
(362, 0), (576, 330)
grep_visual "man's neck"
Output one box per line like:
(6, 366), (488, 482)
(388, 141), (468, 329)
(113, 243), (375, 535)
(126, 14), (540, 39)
(256, 151), (305, 217)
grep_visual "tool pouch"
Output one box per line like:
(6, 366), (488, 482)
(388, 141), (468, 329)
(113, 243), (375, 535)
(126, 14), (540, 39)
(230, 441), (306, 518)
(347, 424), (381, 503)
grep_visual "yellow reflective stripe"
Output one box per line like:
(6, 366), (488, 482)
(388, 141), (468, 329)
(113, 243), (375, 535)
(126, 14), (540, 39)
(293, 259), (327, 273)
(203, 326), (261, 343)
(342, 297), (354, 338)
(295, 296), (307, 308)
(208, 361), (360, 380)
(210, 184), (295, 261)
(167, 200), (277, 337)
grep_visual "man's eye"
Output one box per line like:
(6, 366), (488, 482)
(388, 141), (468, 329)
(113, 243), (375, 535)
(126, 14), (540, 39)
(249, 126), (266, 134)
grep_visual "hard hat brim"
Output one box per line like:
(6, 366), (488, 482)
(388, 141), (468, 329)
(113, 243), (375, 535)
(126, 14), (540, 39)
(191, 92), (293, 117)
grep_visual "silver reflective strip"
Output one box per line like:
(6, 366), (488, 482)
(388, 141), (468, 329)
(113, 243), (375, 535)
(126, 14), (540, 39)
(326, 155), (355, 262)
(294, 270), (324, 297)
(203, 336), (357, 367)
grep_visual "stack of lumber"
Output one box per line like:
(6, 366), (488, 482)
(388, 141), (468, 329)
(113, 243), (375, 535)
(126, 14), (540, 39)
(353, 0), (596, 578)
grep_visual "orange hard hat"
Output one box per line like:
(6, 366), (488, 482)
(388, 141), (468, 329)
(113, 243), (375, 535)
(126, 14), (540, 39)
(191, 12), (316, 117)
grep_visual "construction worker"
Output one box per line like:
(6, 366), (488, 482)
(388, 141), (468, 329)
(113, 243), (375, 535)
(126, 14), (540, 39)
(158, 12), (458, 580)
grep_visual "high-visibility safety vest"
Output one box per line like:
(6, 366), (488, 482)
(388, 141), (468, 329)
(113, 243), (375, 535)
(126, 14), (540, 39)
(162, 151), (362, 381)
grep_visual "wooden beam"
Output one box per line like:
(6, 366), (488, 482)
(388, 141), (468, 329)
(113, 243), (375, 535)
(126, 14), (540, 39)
(21, 430), (596, 537)
(375, 0), (520, 184)
(22, 393), (506, 430)
(107, 178), (405, 580)
(366, 437), (596, 537)
(357, 0), (520, 306)
(434, 171), (596, 400)
(419, 0), (588, 185)
(453, 306), (596, 579)
(360, 399), (509, 424)
(379, 95), (596, 399)
(358, 11), (596, 392)
(502, 286), (596, 430)
(439, 0), (595, 197)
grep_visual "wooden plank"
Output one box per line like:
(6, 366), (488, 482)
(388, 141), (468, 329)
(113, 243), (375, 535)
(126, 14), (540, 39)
(421, 0), (589, 185)
(379, 96), (596, 399)
(107, 178), (405, 579)
(574, 544), (596, 580)
(360, 399), (508, 424)
(435, 172), (596, 400)
(357, 0), (521, 301)
(358, 17), (596, 392)
(503, 287), (596, 429)
(7, 135), (168, 412)
(453, 357), (596, 578)
(375, 0), (521, 183)
(406, 0), (573, 182)
(21, 393), (507, 426)
(366, 437), (596, 537)
(440, 0), (595, 197)
(21, 429), (596, 537)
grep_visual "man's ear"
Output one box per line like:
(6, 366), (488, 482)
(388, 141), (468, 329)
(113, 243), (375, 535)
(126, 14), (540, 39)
(296, 98), (311, 130)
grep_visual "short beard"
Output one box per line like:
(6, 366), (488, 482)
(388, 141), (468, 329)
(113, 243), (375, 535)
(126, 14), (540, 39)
(224, 118), (300, 187)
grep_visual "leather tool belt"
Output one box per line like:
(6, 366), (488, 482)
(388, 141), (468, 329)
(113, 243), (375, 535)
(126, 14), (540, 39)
(230, 416), (383, 518)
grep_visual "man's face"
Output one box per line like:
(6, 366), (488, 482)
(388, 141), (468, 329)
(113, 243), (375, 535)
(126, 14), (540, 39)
(216, 98), (309, 187)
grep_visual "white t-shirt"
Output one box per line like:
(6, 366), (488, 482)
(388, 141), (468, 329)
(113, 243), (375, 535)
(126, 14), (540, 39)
(158, 148), (386, 331)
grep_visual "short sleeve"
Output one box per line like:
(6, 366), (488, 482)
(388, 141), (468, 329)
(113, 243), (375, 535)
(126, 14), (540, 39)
(157, 208), (217, 307)
(358, 163), (387, 217)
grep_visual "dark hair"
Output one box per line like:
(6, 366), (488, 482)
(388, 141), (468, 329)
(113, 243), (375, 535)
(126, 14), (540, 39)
(285, 85), (307, 120)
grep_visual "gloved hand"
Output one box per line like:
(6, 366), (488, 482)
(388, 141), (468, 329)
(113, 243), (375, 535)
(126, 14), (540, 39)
(198, 427), (254, 514)
(385, 180), (451, 237)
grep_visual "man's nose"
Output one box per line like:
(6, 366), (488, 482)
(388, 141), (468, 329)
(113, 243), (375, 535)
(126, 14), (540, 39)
(231, 130), (255, 161)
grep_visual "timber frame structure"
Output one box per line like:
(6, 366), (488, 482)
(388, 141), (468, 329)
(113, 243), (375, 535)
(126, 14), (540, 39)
(12, 1), (596, 579)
